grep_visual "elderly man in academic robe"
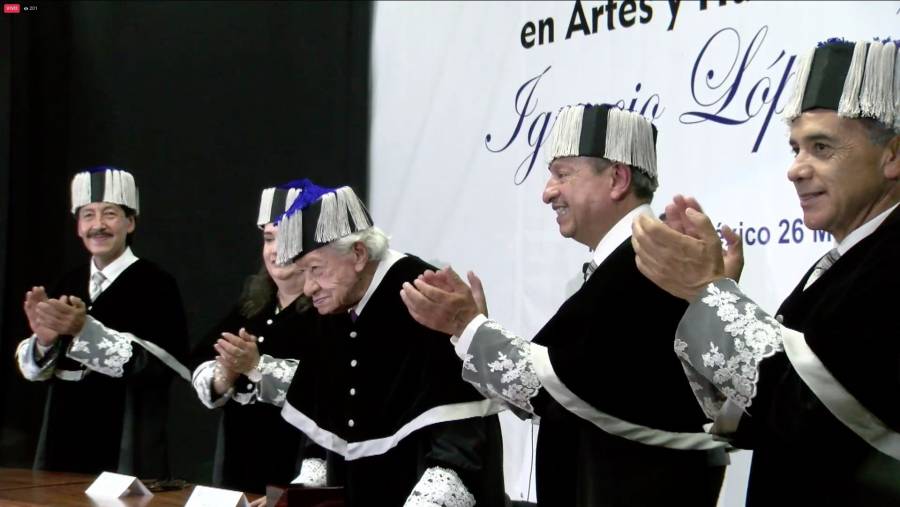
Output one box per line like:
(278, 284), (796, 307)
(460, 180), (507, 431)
(240, 180), (507, 507)
(631, 38), (900, 505)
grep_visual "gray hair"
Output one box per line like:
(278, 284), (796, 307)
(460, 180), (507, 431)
(587, 157), (656, 201)
(859, 118), (898, 146)
(329, 226), (390, 261)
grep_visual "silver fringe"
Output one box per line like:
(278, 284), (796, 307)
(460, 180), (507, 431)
(314, 193), (340, 243)
(837, 40), (869, 118)
(782, 47), (816, 122)
(257, 188), (276, 226)
(859, 41), (896, 127)
(604, 108), (657, 184)
(547, 105), (584, 162)
(276, 209), (303, 265)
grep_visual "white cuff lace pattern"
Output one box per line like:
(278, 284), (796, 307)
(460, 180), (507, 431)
(675, 279), (784, 419)
(16, 336), (57, 381)
(404, 466), (475, 507)
(461, 320), (541, 414)
(67, 317), (134, 377)
(255, 354), (298, 406)
(293, 458), (327, 487)
(191, 360), (232, 408)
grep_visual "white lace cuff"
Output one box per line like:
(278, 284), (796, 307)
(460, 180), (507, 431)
(16, 336), (58, 381)
(191, 360), (233, 408)
(460, 319), (542, 414)
(404, 466), (475, 507)
(67, 316), (134, 378)
(291, 458), (327, 487)
(254, 354), (298, 407)
(675, 279), (784, 422)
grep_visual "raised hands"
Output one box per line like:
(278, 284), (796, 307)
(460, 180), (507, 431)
(632, 195), (744, 302)
(24, 287), (59, 346)
(400, 266), (487, 337)
(215, 327), (261, 375)
(25, 288), (88, 343)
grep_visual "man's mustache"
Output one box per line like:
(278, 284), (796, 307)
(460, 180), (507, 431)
(87, 230), (113, 238)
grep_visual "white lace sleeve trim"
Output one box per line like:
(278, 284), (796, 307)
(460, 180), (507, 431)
(460, 319), (542, 414)
(675, 279), (783, 421)
(404, 466), (475, 507)
(291, 458), (327, 487)
(255, 354), (298, 407)
(16, 336), (58, 381)
(67, 316), (134, 377)
(191, 360), (232, 409)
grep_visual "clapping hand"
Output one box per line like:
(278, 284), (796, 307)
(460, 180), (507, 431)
(24, 287), (59, 346)
(400, 266), (487, 337)
(34, 294), (88, 338)
(215, 327), (261, 374)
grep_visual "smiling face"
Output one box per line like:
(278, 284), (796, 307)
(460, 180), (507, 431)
(298, 243), (369, 315)
(542, 156), (617, 248)
(787, 110), (899, 242)
(76, 202), (135, 269)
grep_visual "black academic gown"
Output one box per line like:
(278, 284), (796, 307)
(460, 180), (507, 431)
(737, 206), (900, 506)
(34, 259), (188, 478)
(282, 255), (505, 507)
(530, 240), (726, 507)
(191, 299), (323, 494)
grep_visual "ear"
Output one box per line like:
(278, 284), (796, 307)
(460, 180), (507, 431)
(351, 241), (370, 272)
(609, 163), (632, 201)
(126, 216), (136, 234)
(882, 134), (900, 180)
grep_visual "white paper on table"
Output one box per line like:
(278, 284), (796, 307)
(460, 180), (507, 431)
(84, 471), (152, 499)
(184, 484), (250, 507)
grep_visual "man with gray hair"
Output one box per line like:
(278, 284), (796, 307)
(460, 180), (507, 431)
(632, 38), (900, 505)
(401, 104), (727, 506)
(246, 180), (506, 507)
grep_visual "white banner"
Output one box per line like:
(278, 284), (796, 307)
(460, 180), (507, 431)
(370, 1), (899, 503)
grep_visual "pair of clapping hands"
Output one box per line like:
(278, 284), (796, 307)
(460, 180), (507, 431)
(401, 196), (745, 335)
(401, 266), (488, 339)
(214, 327), (261, 378)
(23, 287), (87, 347)
(631, 195), (744, 301)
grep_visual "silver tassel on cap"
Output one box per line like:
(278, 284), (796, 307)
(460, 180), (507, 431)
(276, 209), (303, 266)
(70, 172), (91, 214)
(344, 187), (372, 231)
(782, 47), (816, 122)
(314, 193), (340, 243)
(858, 41), (896, 126)
(604, 108), (657, 189)
(257, 188), (275, 226)
(548, 105), (584, 162)
(837, 40), (869, 118)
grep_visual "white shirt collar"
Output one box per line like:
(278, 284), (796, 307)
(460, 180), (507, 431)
(591, 203), (654, 266)
(352, 249), (406, 317)
(836, 202), (899, 256)
(90, 246), (139, 286)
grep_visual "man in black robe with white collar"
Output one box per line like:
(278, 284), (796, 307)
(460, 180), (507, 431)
(401, 105), (728, 506)
(632, 38), (900, 505)
(251, 180), (506, 507)
(16, 167), (189, 478)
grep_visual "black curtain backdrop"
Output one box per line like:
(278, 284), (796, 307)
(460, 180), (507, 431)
(0, 1), (371, 482)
